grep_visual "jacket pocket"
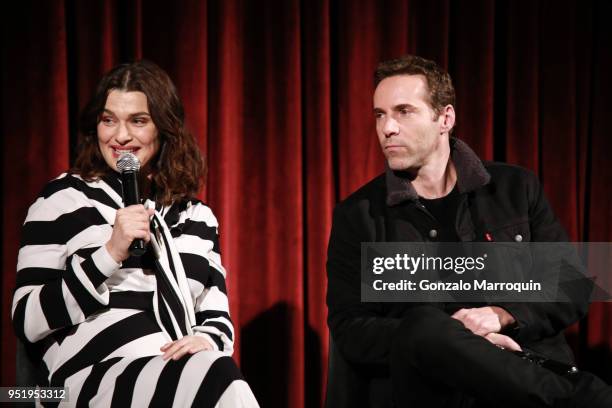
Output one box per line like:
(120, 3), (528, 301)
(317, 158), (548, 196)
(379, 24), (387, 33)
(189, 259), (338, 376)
(487, 219), (531, 242)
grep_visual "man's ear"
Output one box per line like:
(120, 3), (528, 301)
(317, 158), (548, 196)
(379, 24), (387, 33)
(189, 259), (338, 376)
(439, 105), (456, 134)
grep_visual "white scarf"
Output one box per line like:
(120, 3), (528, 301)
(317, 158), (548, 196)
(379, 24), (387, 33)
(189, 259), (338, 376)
(146, 200), (195, 340)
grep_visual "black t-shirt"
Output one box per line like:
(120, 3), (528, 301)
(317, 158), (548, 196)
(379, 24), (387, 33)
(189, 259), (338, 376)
(420, 186), (489, 312)
(419, 185), (461, 242)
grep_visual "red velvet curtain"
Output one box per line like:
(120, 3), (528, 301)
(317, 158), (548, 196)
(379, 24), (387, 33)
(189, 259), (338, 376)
(2, 1), (611, 406)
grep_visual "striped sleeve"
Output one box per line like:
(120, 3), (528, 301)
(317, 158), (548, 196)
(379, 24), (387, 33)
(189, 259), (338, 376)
(174, 202), (234, 355)
(12, 175), (120, 343)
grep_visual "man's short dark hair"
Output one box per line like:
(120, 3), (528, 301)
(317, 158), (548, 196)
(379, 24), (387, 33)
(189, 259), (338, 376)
(374, 55), (455, 117)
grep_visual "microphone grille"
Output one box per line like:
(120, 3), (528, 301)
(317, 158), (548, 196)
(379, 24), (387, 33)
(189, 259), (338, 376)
(116, 153), (141, 172)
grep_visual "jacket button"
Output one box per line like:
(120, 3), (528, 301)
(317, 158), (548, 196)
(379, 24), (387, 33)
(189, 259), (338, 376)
(514, 234), (523, 242)
(429, 229), (438, 239)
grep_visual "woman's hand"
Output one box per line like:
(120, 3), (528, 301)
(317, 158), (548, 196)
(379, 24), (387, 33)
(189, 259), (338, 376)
(161, 335), (214, 360)
(105, 205), (155, 262)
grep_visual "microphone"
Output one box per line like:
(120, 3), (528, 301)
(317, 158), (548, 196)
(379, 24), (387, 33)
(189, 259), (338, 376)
(117, 153), (146, 256)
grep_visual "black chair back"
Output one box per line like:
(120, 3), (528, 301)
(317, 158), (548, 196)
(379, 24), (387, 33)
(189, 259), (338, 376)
(16, 339), (41, 386)
(324, 336), (393, 408)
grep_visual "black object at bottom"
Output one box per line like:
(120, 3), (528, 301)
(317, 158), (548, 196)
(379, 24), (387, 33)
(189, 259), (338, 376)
(511, 349), (579, 376)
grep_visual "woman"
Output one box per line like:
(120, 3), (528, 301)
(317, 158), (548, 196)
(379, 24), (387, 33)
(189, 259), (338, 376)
(12, 60), (259, 407)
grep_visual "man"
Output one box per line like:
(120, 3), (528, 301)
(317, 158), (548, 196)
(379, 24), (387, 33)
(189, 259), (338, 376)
(326, 55), (612, 407)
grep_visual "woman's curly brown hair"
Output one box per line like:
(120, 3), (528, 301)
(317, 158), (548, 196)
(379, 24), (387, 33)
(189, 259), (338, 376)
(71, 60), (205, 206)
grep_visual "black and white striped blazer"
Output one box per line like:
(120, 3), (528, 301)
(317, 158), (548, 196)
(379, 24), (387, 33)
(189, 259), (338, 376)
(12, 172), (234, 379)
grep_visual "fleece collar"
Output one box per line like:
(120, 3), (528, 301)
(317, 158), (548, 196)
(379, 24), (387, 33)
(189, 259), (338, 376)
(385, 137), (491, 206)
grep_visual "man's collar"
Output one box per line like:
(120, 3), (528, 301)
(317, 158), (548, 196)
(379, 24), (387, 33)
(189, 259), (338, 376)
(385, 137), (491, 206)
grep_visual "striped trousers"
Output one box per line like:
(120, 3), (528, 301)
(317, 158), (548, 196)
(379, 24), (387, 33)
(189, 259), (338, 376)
(55, 351), (258, 407)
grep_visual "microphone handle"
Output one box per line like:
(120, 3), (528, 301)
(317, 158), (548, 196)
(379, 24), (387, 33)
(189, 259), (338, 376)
(121, 170), (147, 256)
(129, 237), (147, 256)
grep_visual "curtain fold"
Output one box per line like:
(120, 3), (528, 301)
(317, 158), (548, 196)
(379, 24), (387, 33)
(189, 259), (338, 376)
(2, 1), (611, 407)
(302, 0), (334, 405)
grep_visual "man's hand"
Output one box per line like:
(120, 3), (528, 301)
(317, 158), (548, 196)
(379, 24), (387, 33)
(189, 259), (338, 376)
(452, 307), (521, 351)
(484, 332), (522, 352)
(161, 335), (214, 360)
(451, 306), (516, 337)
